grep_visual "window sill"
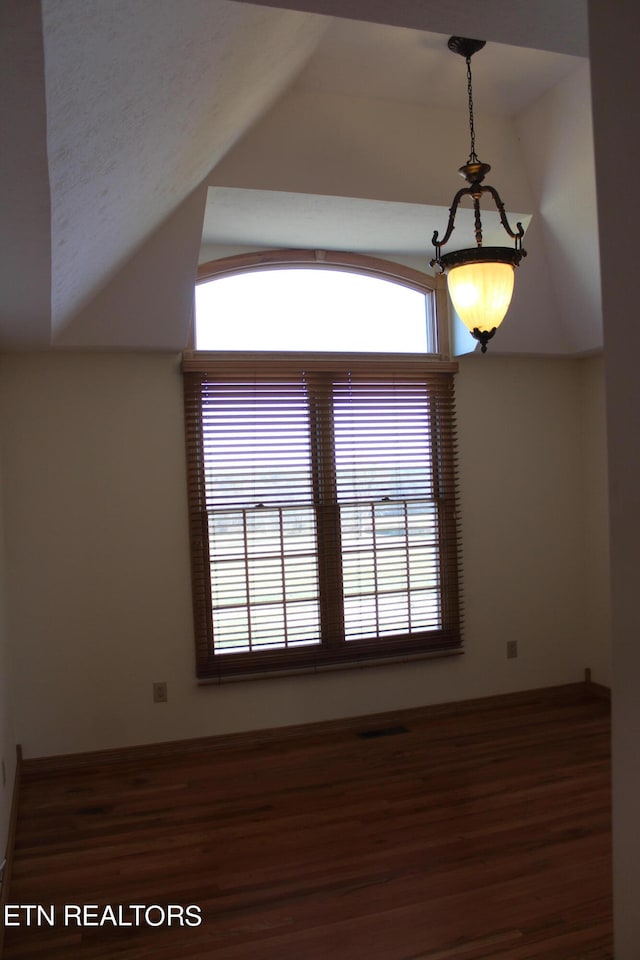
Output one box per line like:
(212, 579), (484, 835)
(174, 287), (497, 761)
(196, 647), (463, 685)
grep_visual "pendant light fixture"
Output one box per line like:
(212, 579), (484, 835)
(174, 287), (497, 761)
(431, 37), (526, 353)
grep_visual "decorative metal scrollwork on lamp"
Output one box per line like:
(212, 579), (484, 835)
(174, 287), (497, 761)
(431, 37), (526, 353)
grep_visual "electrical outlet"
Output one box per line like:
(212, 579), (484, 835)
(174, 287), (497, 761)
(152, 681), (168, 703)
(506, 640), (518, 659)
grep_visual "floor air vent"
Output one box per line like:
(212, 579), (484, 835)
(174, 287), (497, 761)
(357, 725), (409, 739)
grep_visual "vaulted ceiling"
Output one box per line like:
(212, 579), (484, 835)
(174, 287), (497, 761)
(0, 0), (597, 355)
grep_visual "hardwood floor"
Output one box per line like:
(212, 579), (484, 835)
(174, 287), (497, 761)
(2, 685), (612, 959)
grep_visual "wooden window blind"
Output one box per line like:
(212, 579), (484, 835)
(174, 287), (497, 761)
(183, 353), (461, 680)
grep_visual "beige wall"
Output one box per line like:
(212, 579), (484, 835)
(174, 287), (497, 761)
(0, 435), (17, 860)
(590, 2), (640, 953)
(579, 354), (610, 685)
(0, 350), (610, 759)
(457, 354), (610, 687)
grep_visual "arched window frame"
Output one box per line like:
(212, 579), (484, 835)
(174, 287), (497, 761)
(191, 248), (451, 358)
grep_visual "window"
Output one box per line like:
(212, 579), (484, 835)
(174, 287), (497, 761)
(184, 252), (461, 680)
(194, 268), (437, 353)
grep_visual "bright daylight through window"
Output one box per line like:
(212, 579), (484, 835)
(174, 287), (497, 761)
(194, 268), (437, 353)
(184, 257), (461, 680)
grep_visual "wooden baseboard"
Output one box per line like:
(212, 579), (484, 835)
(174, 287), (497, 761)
(23, 682), (606, 776)
(0, 744), (23, 960)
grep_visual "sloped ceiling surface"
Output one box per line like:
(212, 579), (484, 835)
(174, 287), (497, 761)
(43, 0), (328, 339)
(0, 0), (599, 354)
(0, 0), (328, 348)
(233, 0), (589, 57)
(0, 0), (52, 347)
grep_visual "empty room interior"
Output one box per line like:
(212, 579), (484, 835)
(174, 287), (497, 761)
(0, 0), (638, 957)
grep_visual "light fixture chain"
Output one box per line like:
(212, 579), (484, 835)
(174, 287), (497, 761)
(466, 55), (479, 165)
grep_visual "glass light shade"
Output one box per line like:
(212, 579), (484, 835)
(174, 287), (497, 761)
(446, 260), (515, 333)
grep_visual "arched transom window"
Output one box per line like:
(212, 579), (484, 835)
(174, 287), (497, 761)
(193, 249), (448, 355)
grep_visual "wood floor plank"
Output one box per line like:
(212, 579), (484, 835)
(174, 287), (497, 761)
(2, 685), (612, 959)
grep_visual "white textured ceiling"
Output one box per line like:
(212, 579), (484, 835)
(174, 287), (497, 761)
(0, 0), (598, 354)
(295, 19), (585, 116)
(42, 0), (328, 334)
(234, 0), (589, 57)
(200, 22), (580, 283)
(200, 188), (532, 259)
